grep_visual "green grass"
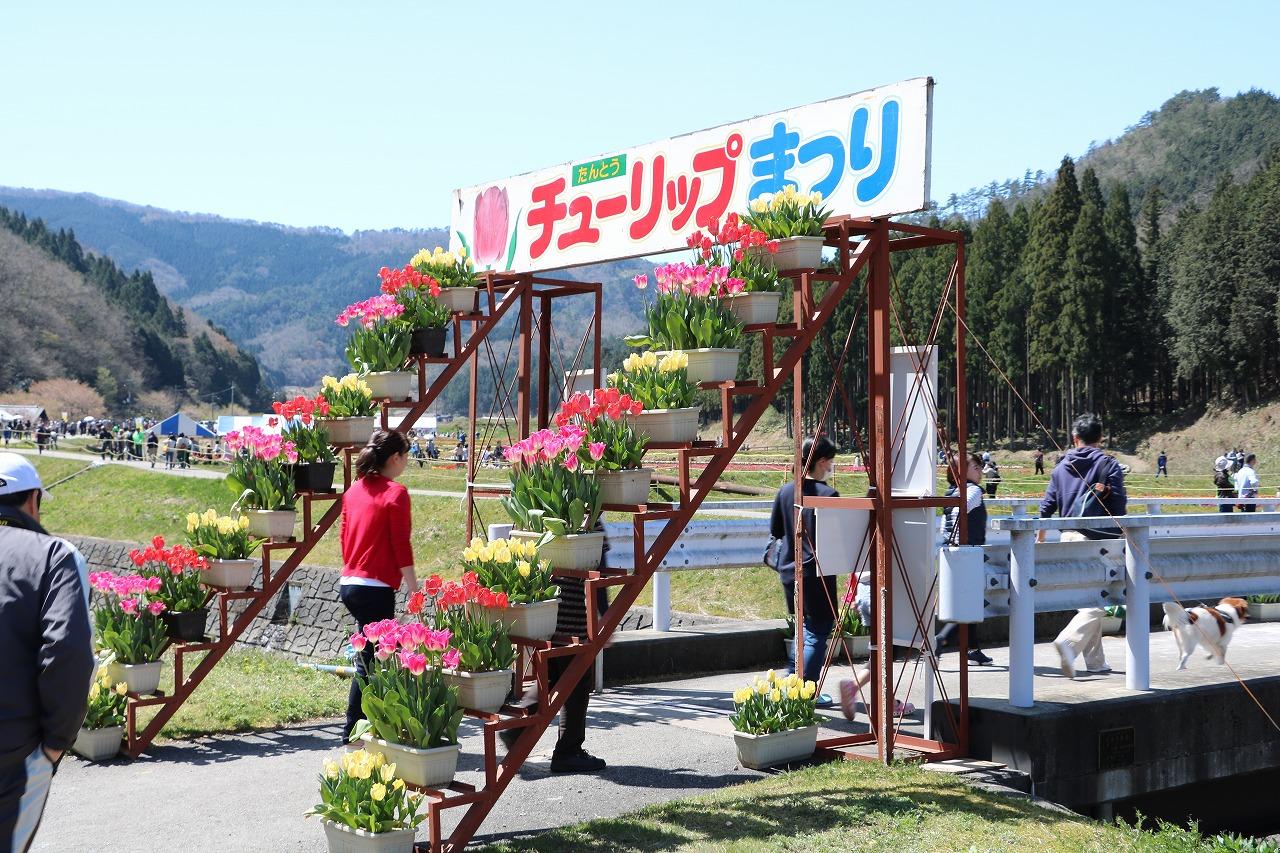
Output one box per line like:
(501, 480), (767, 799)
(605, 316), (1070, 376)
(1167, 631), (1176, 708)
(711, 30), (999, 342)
(475, 759), (1238, 852)
(142, 647), (346, 740)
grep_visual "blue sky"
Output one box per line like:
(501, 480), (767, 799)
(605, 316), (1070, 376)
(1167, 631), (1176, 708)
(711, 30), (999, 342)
(1, 2), (1275, 232)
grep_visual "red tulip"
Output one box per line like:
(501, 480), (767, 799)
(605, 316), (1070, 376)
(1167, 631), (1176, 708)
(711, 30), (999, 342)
(473, 186), (509, 266)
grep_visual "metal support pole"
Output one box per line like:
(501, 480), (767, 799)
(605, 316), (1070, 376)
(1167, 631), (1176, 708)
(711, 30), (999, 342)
(1008, 528), (1036, 708)
(537, 295), (551, 429)
(1125, 524), (1151, 692)
(518, 282), (532, 436)
(652, 572), (671, 632)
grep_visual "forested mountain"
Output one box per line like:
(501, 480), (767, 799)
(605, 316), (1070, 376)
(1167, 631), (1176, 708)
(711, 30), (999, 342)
(0, 207), (273, 412)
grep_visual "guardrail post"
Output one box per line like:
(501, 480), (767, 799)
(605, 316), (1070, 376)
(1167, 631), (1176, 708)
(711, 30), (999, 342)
(1124, 524), (1151, 692)
(1008, 528), (1036, 708)
(1011, 501), (1026, 519)
(653, 572), (671, 632)
(1147, 501), (1162, 516)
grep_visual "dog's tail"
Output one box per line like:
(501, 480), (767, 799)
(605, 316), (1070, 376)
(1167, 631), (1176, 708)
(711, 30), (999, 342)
(1162, 601), (1191, 630)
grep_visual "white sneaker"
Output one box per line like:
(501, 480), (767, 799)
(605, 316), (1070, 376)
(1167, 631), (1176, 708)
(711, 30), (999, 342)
(1085, 664), (1112, 674)
(1054, 640), (1076, 679)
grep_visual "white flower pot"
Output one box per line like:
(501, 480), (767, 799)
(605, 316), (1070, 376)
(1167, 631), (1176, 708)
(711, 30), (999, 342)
(108, 660), (164, 696)
(73, 725), (124, 761)
(596, 467), (652, 505)
(723, 291), (781, 326)
(1101, 616), (1123, 635)
(655, 348), (741, 384)
(363, 371), (416, 402)
(510, 530), (605, 571)
(437, 287), (477, 314)
(442, 668), (512, 714)
(204, 558), (258, 591)
(1252, 602), (1280, 622)
(322, 820), (417, 853)
(247, 509), (296, 542)
(486, 599), (560, 641)
(563, 368), (598, 398)
(751, 235), (826, 272)
(359, 735), (459, 789)
(318, 416), (376, 447)
(631, 407), (699, 443)
(836, 633), (871, 661)
(733, 724), (818, 770)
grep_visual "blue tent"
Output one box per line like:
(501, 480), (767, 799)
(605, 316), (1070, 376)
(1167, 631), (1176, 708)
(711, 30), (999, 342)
(147, 412), (216, 438)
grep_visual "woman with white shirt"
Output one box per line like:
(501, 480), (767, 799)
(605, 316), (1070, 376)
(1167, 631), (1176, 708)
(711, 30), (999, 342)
(1234, 454), (1260, 512)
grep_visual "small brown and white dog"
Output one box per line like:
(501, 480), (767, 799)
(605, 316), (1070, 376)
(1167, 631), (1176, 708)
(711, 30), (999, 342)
(1161, 597), (1249, 670)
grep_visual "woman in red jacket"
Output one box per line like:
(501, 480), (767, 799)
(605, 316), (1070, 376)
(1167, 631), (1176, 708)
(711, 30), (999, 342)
(340, 429), (417, 740)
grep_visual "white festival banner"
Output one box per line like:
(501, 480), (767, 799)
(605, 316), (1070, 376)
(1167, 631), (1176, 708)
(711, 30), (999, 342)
(450, 77), (933, 274)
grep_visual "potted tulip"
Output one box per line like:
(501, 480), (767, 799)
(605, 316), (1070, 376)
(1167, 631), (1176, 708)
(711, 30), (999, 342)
(411, 574), (516, 714)
(555, 389), (650, 505)
(225, 425), (299, 541)
(88, 571), (169, 695)
(317, 373), (378, 447)
(131, 536), (211, 642)
(1102, 605), (1125, 636)
(379, 263), (451, 357)
(349, 620), (465, 788)
(607, 351), (699, 443)
(186, 509), (265, 590)
(338, 295), (415, 401)
(1247, 594), (1280, 622)
(459, 538), (560, 641)
(275, 394), (339, 493)
(410, 246), (479, 314)
(730, 670), (819, 769)
(741, 184), (831, 271)
(306, 748), (426, 853)
(686, 214), (783, 326)
(73, 664), (130, 762)
(625, 263), (744, 383)
(500, 426), (605, 570)
(832, 595), (871, 661)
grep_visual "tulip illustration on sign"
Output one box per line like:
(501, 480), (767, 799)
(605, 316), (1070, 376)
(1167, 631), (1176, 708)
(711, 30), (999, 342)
(473, 186), (509, 268)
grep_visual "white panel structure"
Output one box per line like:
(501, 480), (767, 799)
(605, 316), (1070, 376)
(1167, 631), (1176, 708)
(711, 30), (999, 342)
(890, 345), (938, 497)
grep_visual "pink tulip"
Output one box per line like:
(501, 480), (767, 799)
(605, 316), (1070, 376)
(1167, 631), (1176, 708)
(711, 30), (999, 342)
(398, 650), (428, 676)
(374, 642), (395, 661)
(148, 600), (167, 616)
(588, 442), (605, 461)
(350, 632), (367, 651)
(441, 648), (462, 670)
(634, 274), (648, 290)
(473, 186), (510, 267)
(563, 453), (579, 472)
(425, 628), (452, 651)
(120, 598), (138, 615)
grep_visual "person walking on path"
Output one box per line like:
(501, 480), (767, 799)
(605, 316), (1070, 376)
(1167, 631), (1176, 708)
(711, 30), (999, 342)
(146, 432), (159, 468)
(1033, 447), (1045, 475)
(1038, 413), (1127, 679)
(163, 436), (176, 470)
(938, 453), (994, 666)
(1214, 457), (1236, 512)
(769, 435), (839, 706)
(1155, 451), (1168, 478)
(338, 430), (416, 742)
(982, 458), (1001, 497)
(0, 452), (94, 852)
(1234, 454), (1260, 512)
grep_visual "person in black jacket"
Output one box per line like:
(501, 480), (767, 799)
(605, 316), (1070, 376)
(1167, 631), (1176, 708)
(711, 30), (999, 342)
(769, 436), (839, 706)
(0, 453), (93, 852)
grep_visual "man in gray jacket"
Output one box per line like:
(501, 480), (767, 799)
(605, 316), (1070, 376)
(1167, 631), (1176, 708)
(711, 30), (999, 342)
(0, 453), (93, 852)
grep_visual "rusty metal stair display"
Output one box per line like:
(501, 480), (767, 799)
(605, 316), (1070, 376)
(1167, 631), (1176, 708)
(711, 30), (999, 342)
(122, 274), (600, 759)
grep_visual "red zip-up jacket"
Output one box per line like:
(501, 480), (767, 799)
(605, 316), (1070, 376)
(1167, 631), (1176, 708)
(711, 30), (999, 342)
(340, 474), (414, 587)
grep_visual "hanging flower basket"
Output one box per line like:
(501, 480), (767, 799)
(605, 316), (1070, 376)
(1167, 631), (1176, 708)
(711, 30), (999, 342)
(73, 725), (124, 762)
(204, 558), (257, 590)
(654, 348), (740, 384)
(321, 820), (417, 853)
(107, 660), (164, 696)
(723, 291), (781, 326)
(509, 530), (605, 571)
(630, 407), (700, 443)
(595, 467), (653, 505)
(358, 734), (460, 789)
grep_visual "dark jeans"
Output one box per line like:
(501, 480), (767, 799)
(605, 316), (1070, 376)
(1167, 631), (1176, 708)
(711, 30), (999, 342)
(1241, 503), (1257, 513)
(549, 655), (592, 757)
(781, 574), (838, 683)
(340, 583), (397, 742)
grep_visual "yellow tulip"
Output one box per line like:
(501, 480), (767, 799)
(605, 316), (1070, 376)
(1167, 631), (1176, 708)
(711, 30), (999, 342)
(370, 783), (387, 802)
(462, 547), (477, 562)
(186, 512), (199, 531)
(239, 515), (250, 530)
(458, 246), (468, 259)
(393, 779), (405, 790)
(466, 257), (475, 270)
(517, 561), (531, 578)
(769, 689), (782, 702)
(379, 763), (395, 782)
(755, 681), (768, 695)
(765, 669), (776, 683)
(642, 351), (658, 369)
(470, 537), (484, 549)
(324, 760), (339, 780)
(788, 687), (800, 700)
(750, 198), (767, 213)
(804, 680), (816, 693)
(89, 682), (100, 699)
(115, 683), (128, 696)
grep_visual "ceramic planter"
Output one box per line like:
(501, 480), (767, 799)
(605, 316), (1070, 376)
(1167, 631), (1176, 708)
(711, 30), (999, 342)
(1252, 602), (1280, 622)
(510, 530), (605, 571)
(204, 558), (257, 591)
(321, 820), (417, 853)
(655, 348), (741, 384)
(72, 725), (124, 762)
(359, 735), (460, 789)
(318, 416), (377, 447)
(733, 724), (818, 770)
(247, 509), (296, 542)
(724, 291), (781, 326)
(596, 467), (653, 505)
(562, 368), (598, 398)
(409, 326), (447, 357)
(836, 633), (870, 661)
(631, 407), (700, 443)
(752, 235), (825, 272)
(437, 287), (477, 314)
(292, 461), (337, 493)
(1101, 616), (1123, 635)
(364, 371), (416, 402)
(108, 660), (164, 696)
(442, 668), (513, 714)
(162, 608), (209, 642)
(485, 599), (560, 641)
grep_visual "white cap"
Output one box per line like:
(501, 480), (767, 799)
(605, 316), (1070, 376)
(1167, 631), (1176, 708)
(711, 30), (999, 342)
(0, 453), (49, 498)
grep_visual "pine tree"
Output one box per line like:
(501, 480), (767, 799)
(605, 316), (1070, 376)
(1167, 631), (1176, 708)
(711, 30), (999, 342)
(1102, 184), (1145, 410)
(1060, 167), (1111, 411)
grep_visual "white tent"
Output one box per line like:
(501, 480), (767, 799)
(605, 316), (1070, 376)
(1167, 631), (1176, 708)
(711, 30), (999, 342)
(146, 412), (216, 438)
